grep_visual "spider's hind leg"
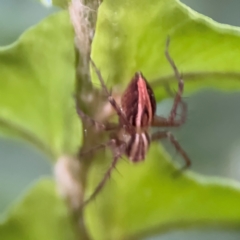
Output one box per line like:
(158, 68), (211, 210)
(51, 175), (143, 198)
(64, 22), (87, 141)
(81, 140), (126, 208)
(151, 130), (191, 170)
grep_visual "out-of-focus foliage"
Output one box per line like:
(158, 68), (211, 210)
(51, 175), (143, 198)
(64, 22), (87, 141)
(0, 11), (81, 159)
(86, 145), (240, 240)
(92, 0), (240, 100)
(0, 179), (75, 240)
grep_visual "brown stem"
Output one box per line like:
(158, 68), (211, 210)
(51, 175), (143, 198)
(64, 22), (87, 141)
(54, 156), (91, 240)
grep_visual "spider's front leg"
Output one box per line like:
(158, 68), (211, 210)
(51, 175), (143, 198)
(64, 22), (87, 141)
(75, 96), (120, 131)
(165, 37), (185, 122)
(90, 59), (133, 131)
(81, 140), (126, 207)
(79, 139), (116, 157)
(151, 130), (191, 170)
(152, 37), (187, 128)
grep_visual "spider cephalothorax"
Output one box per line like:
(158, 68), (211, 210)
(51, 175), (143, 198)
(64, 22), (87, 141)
(76, 38), (191, 207)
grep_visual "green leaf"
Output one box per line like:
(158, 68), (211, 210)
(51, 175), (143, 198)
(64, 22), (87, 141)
(0, 178), (75, 240)
(86, 145), (240, 240)
(86, 0), (240, 239)
(91, 0), (240, 100)
(39, 0), (69, 8)
(52, 0), (69, 8)
(0, 11), (81, 158)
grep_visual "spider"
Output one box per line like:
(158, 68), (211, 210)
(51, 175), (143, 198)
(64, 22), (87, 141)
(76, 38), (191, 207)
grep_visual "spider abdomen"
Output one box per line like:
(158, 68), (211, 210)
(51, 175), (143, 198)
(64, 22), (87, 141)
(121, 72), (156, 127)
(126, 132), (150, 162)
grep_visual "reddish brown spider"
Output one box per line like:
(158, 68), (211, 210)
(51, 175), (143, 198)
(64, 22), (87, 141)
(76, 38), (191, 207)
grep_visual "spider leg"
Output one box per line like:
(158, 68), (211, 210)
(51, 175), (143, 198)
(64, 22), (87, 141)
(151, 130), (191, 170)
(75, 96), (120, 131)
(75, 95), (106, 130)
(90, 59), (133, 130)
(152, 101), (187, 127)
(80, 139), (116, 157)
(152, 38), (187, 128)
(81, 141), (126, 207)
(165, 37), (185, 122)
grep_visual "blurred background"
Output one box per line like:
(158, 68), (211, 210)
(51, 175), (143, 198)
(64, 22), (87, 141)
(1, 0), (240, 240)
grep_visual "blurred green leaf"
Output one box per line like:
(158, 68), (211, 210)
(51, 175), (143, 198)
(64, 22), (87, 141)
(86, 145), (240, 240)
(0, 11), (81, 159)
(91, 0), (240, 100)
(39, 0), (69, 8)
(0, 178), (75, 240)
(52, 0), (69, 8)
(86, 0), (240, 239)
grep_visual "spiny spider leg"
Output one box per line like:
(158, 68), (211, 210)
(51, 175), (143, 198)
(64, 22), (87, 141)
(152, 37), (186, 127)
(75, 96), (120, 131)
(75, 97), (105, 130)
(165, 37), (184, 122)
(151, 130), (191, 169)
(80, 139), (116, 157)
(90, 59), (133, 131)
(152, 100), (187, 127)
(81, 141), (126, 207)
